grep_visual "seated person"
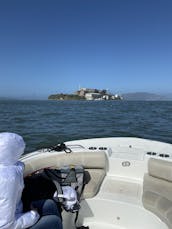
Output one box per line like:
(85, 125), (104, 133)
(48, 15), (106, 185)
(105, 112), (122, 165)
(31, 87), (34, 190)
(0, 132), (62, 229)
(29, 199), (62, 229)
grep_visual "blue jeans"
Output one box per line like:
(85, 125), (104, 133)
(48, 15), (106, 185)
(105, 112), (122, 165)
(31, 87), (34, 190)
(29, 199), (62, 229)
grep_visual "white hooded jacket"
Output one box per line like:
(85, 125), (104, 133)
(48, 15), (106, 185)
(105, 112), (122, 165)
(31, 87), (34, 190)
(0, 133), (39, 229)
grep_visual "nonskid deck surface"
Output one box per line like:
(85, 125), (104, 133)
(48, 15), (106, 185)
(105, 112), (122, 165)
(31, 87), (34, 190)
(82, 221), (166, 229)
(78, 197), (168, 229)
(98, 177), (142, 205)
(85, 222), (125, 229)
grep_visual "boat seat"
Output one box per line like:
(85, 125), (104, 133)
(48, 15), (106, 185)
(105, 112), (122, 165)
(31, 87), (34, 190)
(23, 150), (108, 199)
(142, 158), (172, 229)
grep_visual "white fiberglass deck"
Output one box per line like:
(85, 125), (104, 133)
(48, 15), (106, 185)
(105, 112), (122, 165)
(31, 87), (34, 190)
(23, 137), (172, 229)
(80, 200), (165, 229)
(65, 137), (172, 229)
(77, 177), (167, 229)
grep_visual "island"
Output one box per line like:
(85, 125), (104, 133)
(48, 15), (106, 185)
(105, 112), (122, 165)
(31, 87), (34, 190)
(48, 88), (123, 101)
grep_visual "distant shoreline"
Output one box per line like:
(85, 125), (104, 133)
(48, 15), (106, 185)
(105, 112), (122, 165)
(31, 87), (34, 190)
(48, 92), (170, 101)
(0, 92), (171, 101)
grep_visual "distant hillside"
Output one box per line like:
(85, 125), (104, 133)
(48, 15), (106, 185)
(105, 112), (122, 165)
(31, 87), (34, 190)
(0, 97), (17, 101)
(163, 93), (172, 100)
(122, 92), (168, 101)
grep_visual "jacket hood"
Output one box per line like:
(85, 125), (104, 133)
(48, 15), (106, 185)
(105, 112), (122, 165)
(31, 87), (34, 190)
(0, 133), (25, 165)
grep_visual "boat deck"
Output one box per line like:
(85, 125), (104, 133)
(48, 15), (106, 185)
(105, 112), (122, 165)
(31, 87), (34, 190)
(23, 137), (172, 229)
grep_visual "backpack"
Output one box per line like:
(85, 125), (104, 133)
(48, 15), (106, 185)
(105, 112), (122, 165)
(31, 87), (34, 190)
(22, 165), (85, 213)
(44, 165), (85, 212)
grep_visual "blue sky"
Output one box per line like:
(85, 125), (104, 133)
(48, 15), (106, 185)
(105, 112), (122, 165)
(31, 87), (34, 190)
(0, 0), (172, 98)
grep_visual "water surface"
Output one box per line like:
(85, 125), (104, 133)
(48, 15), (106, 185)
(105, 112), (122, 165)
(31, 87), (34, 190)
(0, 100), (172, 153)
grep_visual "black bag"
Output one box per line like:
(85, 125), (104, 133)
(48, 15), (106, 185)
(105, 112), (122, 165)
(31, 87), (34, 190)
(22, 165), (87, 213)
(22, 169), (56, 212)
(44, 165), (85, 213)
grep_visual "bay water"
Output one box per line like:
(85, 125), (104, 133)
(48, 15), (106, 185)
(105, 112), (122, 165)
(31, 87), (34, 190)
(0, 100), (172, 154)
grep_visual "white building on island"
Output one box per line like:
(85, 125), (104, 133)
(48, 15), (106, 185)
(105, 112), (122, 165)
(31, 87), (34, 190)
(75, 88), (123, 100)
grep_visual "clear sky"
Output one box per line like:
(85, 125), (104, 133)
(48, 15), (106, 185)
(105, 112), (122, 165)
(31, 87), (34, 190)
(0, 0), (172, 98)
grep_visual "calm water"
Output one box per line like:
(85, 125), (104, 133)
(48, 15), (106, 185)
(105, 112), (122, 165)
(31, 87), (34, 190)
(0, 100), (172, 153)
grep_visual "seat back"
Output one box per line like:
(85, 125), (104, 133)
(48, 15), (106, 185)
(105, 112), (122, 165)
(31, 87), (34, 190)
(143, 158), (172, 228)
(22, 150), (108, 199)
